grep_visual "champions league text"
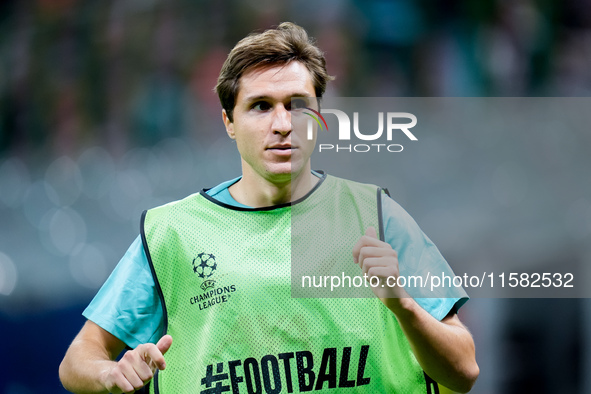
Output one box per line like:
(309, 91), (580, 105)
(190, 285), (237, 310)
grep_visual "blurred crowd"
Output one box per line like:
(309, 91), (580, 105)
(1, 0), (591, 158)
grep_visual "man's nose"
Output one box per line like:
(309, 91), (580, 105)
(272, 105), (291, 135)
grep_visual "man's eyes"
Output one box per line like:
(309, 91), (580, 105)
(290, 98), (308, 110)
(252, 102), (272, 111)
(250, 98), (310, 112)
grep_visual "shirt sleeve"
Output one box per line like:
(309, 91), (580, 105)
(83, 235), (164, 348)
(381, 194), (468, 321)
(81, 182), (247, 348)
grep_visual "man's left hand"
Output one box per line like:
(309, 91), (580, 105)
(352, 226), (409, 302)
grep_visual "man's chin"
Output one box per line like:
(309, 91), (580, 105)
(265, 163), (308, 181)
(265, 168), (293, 181)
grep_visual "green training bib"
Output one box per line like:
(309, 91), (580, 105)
(143, 174), (438, 393)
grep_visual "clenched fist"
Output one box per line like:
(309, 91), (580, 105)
(352, 227), (409, 304)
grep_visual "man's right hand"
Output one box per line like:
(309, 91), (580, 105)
(102, 335), (173, 394)
(59, 320), (173, 394)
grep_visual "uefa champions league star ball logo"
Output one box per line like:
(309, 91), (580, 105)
(193, 252), (217, 279)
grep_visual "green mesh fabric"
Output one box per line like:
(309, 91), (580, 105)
(143, 175), (435, 393)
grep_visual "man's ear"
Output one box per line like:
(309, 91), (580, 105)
(222, 109), (235, 140)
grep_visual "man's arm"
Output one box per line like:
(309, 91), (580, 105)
(353, 227), (479, 393)
(59, 320), (172, 394)
(384, 300), (479, 393)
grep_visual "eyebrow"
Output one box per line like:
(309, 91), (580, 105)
(242, 93), (314, 103)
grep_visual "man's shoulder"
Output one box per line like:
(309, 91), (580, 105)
(324, 173), (383, 196)
(147, 176), (243, 218)
(144, 192), (205, 222)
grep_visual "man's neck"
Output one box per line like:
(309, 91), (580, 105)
(229, 166), (319, 208)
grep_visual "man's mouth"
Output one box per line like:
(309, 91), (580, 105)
(267, 144), (295, 151)
(267, 144), (296, 156)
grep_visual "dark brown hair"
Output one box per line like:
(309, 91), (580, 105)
(215, 22), (333, 122)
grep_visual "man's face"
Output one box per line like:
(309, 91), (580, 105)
(222, 61), (317, 184)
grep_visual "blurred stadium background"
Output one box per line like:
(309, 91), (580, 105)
(1, 0), (591, 393)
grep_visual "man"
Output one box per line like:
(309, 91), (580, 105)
(60, 22), (478, 393)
